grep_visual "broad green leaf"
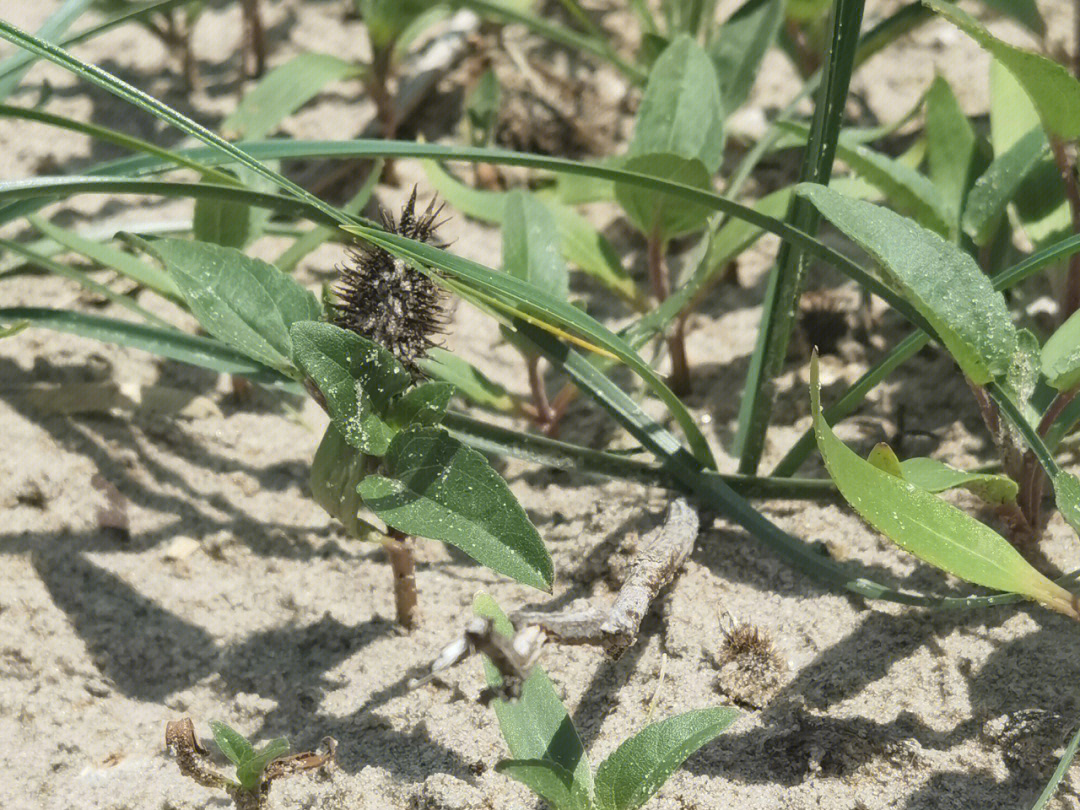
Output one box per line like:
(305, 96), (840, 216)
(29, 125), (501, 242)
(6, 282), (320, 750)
(927, 0), (1080, 140)
(1042, 307), (1080, 392)
(235, 738), (289, 791)
(310, 423), (380, 539)
(209, 722), (255, 767)
(615, 153), (713, 240)
(778, 123), (951, 236)
(360, 0), (431, 50)
(899, 457), (1018, 505)
(473, 594), (593, 794)
(359, 428), (553, 590)
(977, 0), (1043, 35)
(1053, 472), (1080, 540)
(503, 191), (569, 301)
(962, 127), (1047, 246)
(709, 0), (784, 113)
(417, 348), (518, 413)
(290, 321), (409, 455)
(389, 381), (454, 428)
(925, 75), (980, 238)
(629, 34), (725, 172)
(27, 214), (181, 300)
(193, 197), (252, 249)
(223, 52), (362, 141)
(496, 760), (590, 810)
(795, 184), (1017, 385)
(811, 353), (1080, 618)
(594, 707), (738, 810)
(144, 238), (322, 374)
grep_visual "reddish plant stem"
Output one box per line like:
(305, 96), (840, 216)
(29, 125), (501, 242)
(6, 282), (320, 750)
(526, 354), (555, 431)
(647, 229), (690, 395)
(385, 530), (418, 629)
(1050, 138), (1080, 316)
(240, 0), (266, 78)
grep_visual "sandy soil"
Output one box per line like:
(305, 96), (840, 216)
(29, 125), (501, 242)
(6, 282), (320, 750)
(3, 1), (1080, 808)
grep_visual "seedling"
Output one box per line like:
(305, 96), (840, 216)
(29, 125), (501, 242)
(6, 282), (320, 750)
(472, 594), (739, 810)
(165, 718), (334, 810)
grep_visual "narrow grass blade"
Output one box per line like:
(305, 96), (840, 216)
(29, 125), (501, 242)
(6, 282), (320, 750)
(735, 0), (866, 475)
(1030, 716), (1080, 810)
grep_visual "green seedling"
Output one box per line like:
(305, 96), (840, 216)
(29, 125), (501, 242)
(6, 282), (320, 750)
(472, 594), (739, 810)
(166, 718), (334, 810)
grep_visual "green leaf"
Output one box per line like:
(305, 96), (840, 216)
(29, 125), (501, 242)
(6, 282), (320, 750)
(142, 237), (322, 374)
(962, 127), (1047, 246)
(473, 594), (593, 794)
(926, 0), (1080, 140)
(593, 707), (738, 810)
(359, 428), (553, 590)
(389, 381), (454, 428)
(0, 0), (93, 99)
(866, 442), (904, 477)
(1041, 307), (1080, 392)
(344, 223), (718, 469)
(977, 0), (1044, 35)
(27, 214), (181, 300)
(209, 722), (255, 768)
(193, 196), (253, 249)
(615, 153), (713, 240)
(223, 52), (362, 141)
(496, 759), (590, 810)
(777, 123), (952, 236)
(360, 0), (431, 51)
(235, 738), (289, 791)
(290, 321), (409, 455)
(795, 184), (1017, 385)
(466, 67), (501, 144)
(417, 348), (518, 413)
(0, 320), (28, 339)
(503, 191), (569, 301)
(925, 75), (980, 238)
(629, 34), (724, 172)
(709, 0), (784, 113)
(898, 456), (1019, 505)
(810, 353), (1080, 618)
(0, 307), (293, 385)
(310, 423), (380, 539)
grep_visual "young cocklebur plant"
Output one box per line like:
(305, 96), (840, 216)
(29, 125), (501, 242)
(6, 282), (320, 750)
(472, 594), (739, 810)
(131, 192), (553, 628)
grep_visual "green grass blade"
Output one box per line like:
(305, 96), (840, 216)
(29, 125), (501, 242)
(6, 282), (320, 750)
(0, 18), (348, 227)
(1030, 717), (1080, 810)
(0, 307), (293, 384)
(735, 0), (866, 475)
(0, 0), (93, 99)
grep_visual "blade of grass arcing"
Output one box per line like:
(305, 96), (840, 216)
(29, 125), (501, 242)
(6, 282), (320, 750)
(0, 176), (341, 228)
(1030, 717), (1080, 810)
(811, 352), (1080, 619)
(0, 18), (349, 228)
(0, 0), (93, 99)
(735, 0), (866, 475)
(0, 307), (292, 384)
(0, 104), (235, 184)
(0, 0), (195, 90)
(0, 237), (173, 330)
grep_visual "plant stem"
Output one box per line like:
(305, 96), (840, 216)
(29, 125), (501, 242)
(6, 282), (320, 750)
(647, 227), (690, 395)
(1050, 138), (1080, 316)
(526, 353), (555, 430)
(240, 0), (266, 78)
(385, 530), (418, 629)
